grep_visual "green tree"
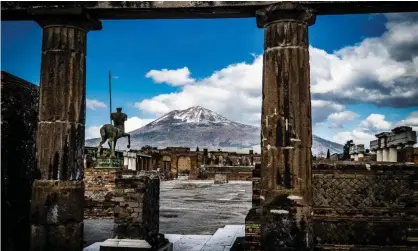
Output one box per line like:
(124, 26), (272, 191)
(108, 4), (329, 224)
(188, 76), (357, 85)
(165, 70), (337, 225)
(342, 140), (353, 160)
(326, 149), (330, 159)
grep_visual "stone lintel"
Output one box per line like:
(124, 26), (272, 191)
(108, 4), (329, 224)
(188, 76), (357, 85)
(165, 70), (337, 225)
(256, 2), (316, 28)
(29, 7), (102, 31)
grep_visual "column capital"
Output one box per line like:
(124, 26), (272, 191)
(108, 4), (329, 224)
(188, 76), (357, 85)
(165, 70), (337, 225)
(256, 2), (316, 28)
(29, 7), (102, 31)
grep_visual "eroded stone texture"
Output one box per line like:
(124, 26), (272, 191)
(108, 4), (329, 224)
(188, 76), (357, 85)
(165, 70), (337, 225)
(84, 169), (117, 219)
(113, 172), (160, 247)
(1, 71), (39, 251)
(256, 2), (316, 250)
(35, 11), (101, 181)
(312, 161), (418, 250)
(30, 11), (102, 251)
(30, 180), (84, 251)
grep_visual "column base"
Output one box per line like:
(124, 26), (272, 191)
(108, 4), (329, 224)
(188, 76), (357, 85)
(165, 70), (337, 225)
(30, 180), (84, 251)
(260, 195), (312, 251)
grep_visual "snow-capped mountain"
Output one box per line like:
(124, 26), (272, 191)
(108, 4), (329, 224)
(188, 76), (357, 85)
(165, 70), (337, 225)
(85, 106), (343, 155)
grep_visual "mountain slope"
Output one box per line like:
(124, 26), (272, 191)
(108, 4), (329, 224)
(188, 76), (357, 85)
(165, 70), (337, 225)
(85, 106), (343, 155)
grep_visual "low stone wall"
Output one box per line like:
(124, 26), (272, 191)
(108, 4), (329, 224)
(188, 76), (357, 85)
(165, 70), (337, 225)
(312, 161), (418, 250)
(113, 171), (160, 246)
(84, 169), (117, 219)
(196, 166), (254, 181)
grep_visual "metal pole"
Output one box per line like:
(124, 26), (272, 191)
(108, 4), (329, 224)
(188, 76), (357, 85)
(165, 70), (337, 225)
(109, 70), (112, 124)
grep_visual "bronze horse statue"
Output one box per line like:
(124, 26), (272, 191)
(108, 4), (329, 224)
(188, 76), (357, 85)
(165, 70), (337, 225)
(97, 124), (131, 158)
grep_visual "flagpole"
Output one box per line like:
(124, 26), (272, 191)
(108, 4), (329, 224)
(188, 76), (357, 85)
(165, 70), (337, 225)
(109, 70), (112, 124)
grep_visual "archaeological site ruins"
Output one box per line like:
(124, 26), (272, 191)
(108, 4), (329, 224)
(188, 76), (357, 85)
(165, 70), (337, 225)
(2, 1), (418, 251)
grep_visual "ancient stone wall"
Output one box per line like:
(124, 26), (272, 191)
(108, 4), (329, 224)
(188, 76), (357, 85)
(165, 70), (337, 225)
(113, 171), (160, 246)
(1, 71), (39, 251)
(84, 169), (117, 218)
(312, 161), (418, 250)
(199, 166), (254, 181)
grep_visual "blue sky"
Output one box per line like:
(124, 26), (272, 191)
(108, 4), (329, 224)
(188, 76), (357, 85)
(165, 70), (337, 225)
(2, 13), (418, 147)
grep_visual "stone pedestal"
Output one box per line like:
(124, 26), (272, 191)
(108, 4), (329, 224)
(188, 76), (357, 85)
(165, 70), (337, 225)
(95, 157), (123, 169)
(256, 3), (315, 250)
(30, 180), (84, 251)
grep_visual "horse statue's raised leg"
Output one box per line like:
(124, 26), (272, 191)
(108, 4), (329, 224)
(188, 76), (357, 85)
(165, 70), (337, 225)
(97, 126), (108, 157)
(122, 133), (131, 149)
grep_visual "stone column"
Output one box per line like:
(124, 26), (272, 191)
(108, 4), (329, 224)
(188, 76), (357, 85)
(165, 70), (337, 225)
(382, 148), (389, 162)
(132, 154), (137, 171)
(376, 149), (383, 162)
(389, 147), (397, 162)
(30, 9), (101, 251)
(256, 3), (315, 250)
(123, 152), (129, 170)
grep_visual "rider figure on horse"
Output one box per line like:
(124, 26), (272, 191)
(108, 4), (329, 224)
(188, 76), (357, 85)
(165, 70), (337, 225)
(97, 107), (131, 158)
(111, 107), (128, 132)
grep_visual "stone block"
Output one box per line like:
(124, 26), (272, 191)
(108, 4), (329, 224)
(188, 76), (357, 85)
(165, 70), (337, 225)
(30, 222), (83, 251)
(214, 173), (228, 184)
(31, 180), (84, 225)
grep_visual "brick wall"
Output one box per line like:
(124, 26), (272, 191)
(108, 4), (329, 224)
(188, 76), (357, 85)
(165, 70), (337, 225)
(1, 71), (39, 251)
(312, 161), (418, 250)
(84, 169), (117, 218)
(113, 171), (160, 246)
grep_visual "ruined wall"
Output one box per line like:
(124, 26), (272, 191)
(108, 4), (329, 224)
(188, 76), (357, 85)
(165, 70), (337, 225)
(114, 171), (160, 246)
(199, 166), (254, 181)
(1, 71), (39, 251)
(84, 169), (117, 218)
(312, 161), (418, 250)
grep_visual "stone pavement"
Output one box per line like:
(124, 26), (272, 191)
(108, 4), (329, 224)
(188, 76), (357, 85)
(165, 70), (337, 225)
(84, 225), (245, 251)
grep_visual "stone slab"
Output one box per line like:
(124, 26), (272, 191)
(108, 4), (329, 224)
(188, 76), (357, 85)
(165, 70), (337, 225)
(205, 228), (239, 246)
(100, 239), (151, 251)
(95, 157), (123, 169)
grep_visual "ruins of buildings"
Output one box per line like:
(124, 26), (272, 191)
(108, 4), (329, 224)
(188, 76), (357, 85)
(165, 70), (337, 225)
(370, 126), (417, 162)
(2, 2), (418, 251)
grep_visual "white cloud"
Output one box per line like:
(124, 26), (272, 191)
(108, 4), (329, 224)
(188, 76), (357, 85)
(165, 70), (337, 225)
(145, 67), (195, 86)
(125, 116), (155, 133)
(396, 111), (418, 131)
(333, 130), (377, 148)
(133, 13), (417, 139)
(85, 125), (102, 139)
(328, 111), (359, 122)
(359, 113), (392, 132)
(86, 99), (107, 110)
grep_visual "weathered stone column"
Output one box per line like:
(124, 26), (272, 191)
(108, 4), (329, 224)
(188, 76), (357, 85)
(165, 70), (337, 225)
(30, 8), (102, 251)
(256, 3), (315, 250)
(382, 148), (389, 161)
(376, 149), (383, 162)
(389, 147), (397, 162)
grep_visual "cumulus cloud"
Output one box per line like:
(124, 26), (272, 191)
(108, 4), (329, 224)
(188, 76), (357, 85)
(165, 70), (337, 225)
(86, 99), (107, 110)
(311, 14), (418, 108)
(332, 111), (418, 148)
(85, 116), (155, 139)
(85, 125), (102, 139)
(396, 111), (418, 131)
(134, 13), (417, 134)
(125, 117), (155, 133)
(145, 67), (195, 86)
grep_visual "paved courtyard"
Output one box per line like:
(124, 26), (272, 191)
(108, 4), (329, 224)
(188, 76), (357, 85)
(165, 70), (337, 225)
(84, 179), (252, 247)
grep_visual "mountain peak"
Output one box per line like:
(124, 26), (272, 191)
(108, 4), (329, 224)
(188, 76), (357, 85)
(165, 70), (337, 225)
(150, 106), (230, 126)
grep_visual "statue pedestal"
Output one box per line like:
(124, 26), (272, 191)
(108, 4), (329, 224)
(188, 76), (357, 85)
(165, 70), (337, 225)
(94, 157), (123, 169)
